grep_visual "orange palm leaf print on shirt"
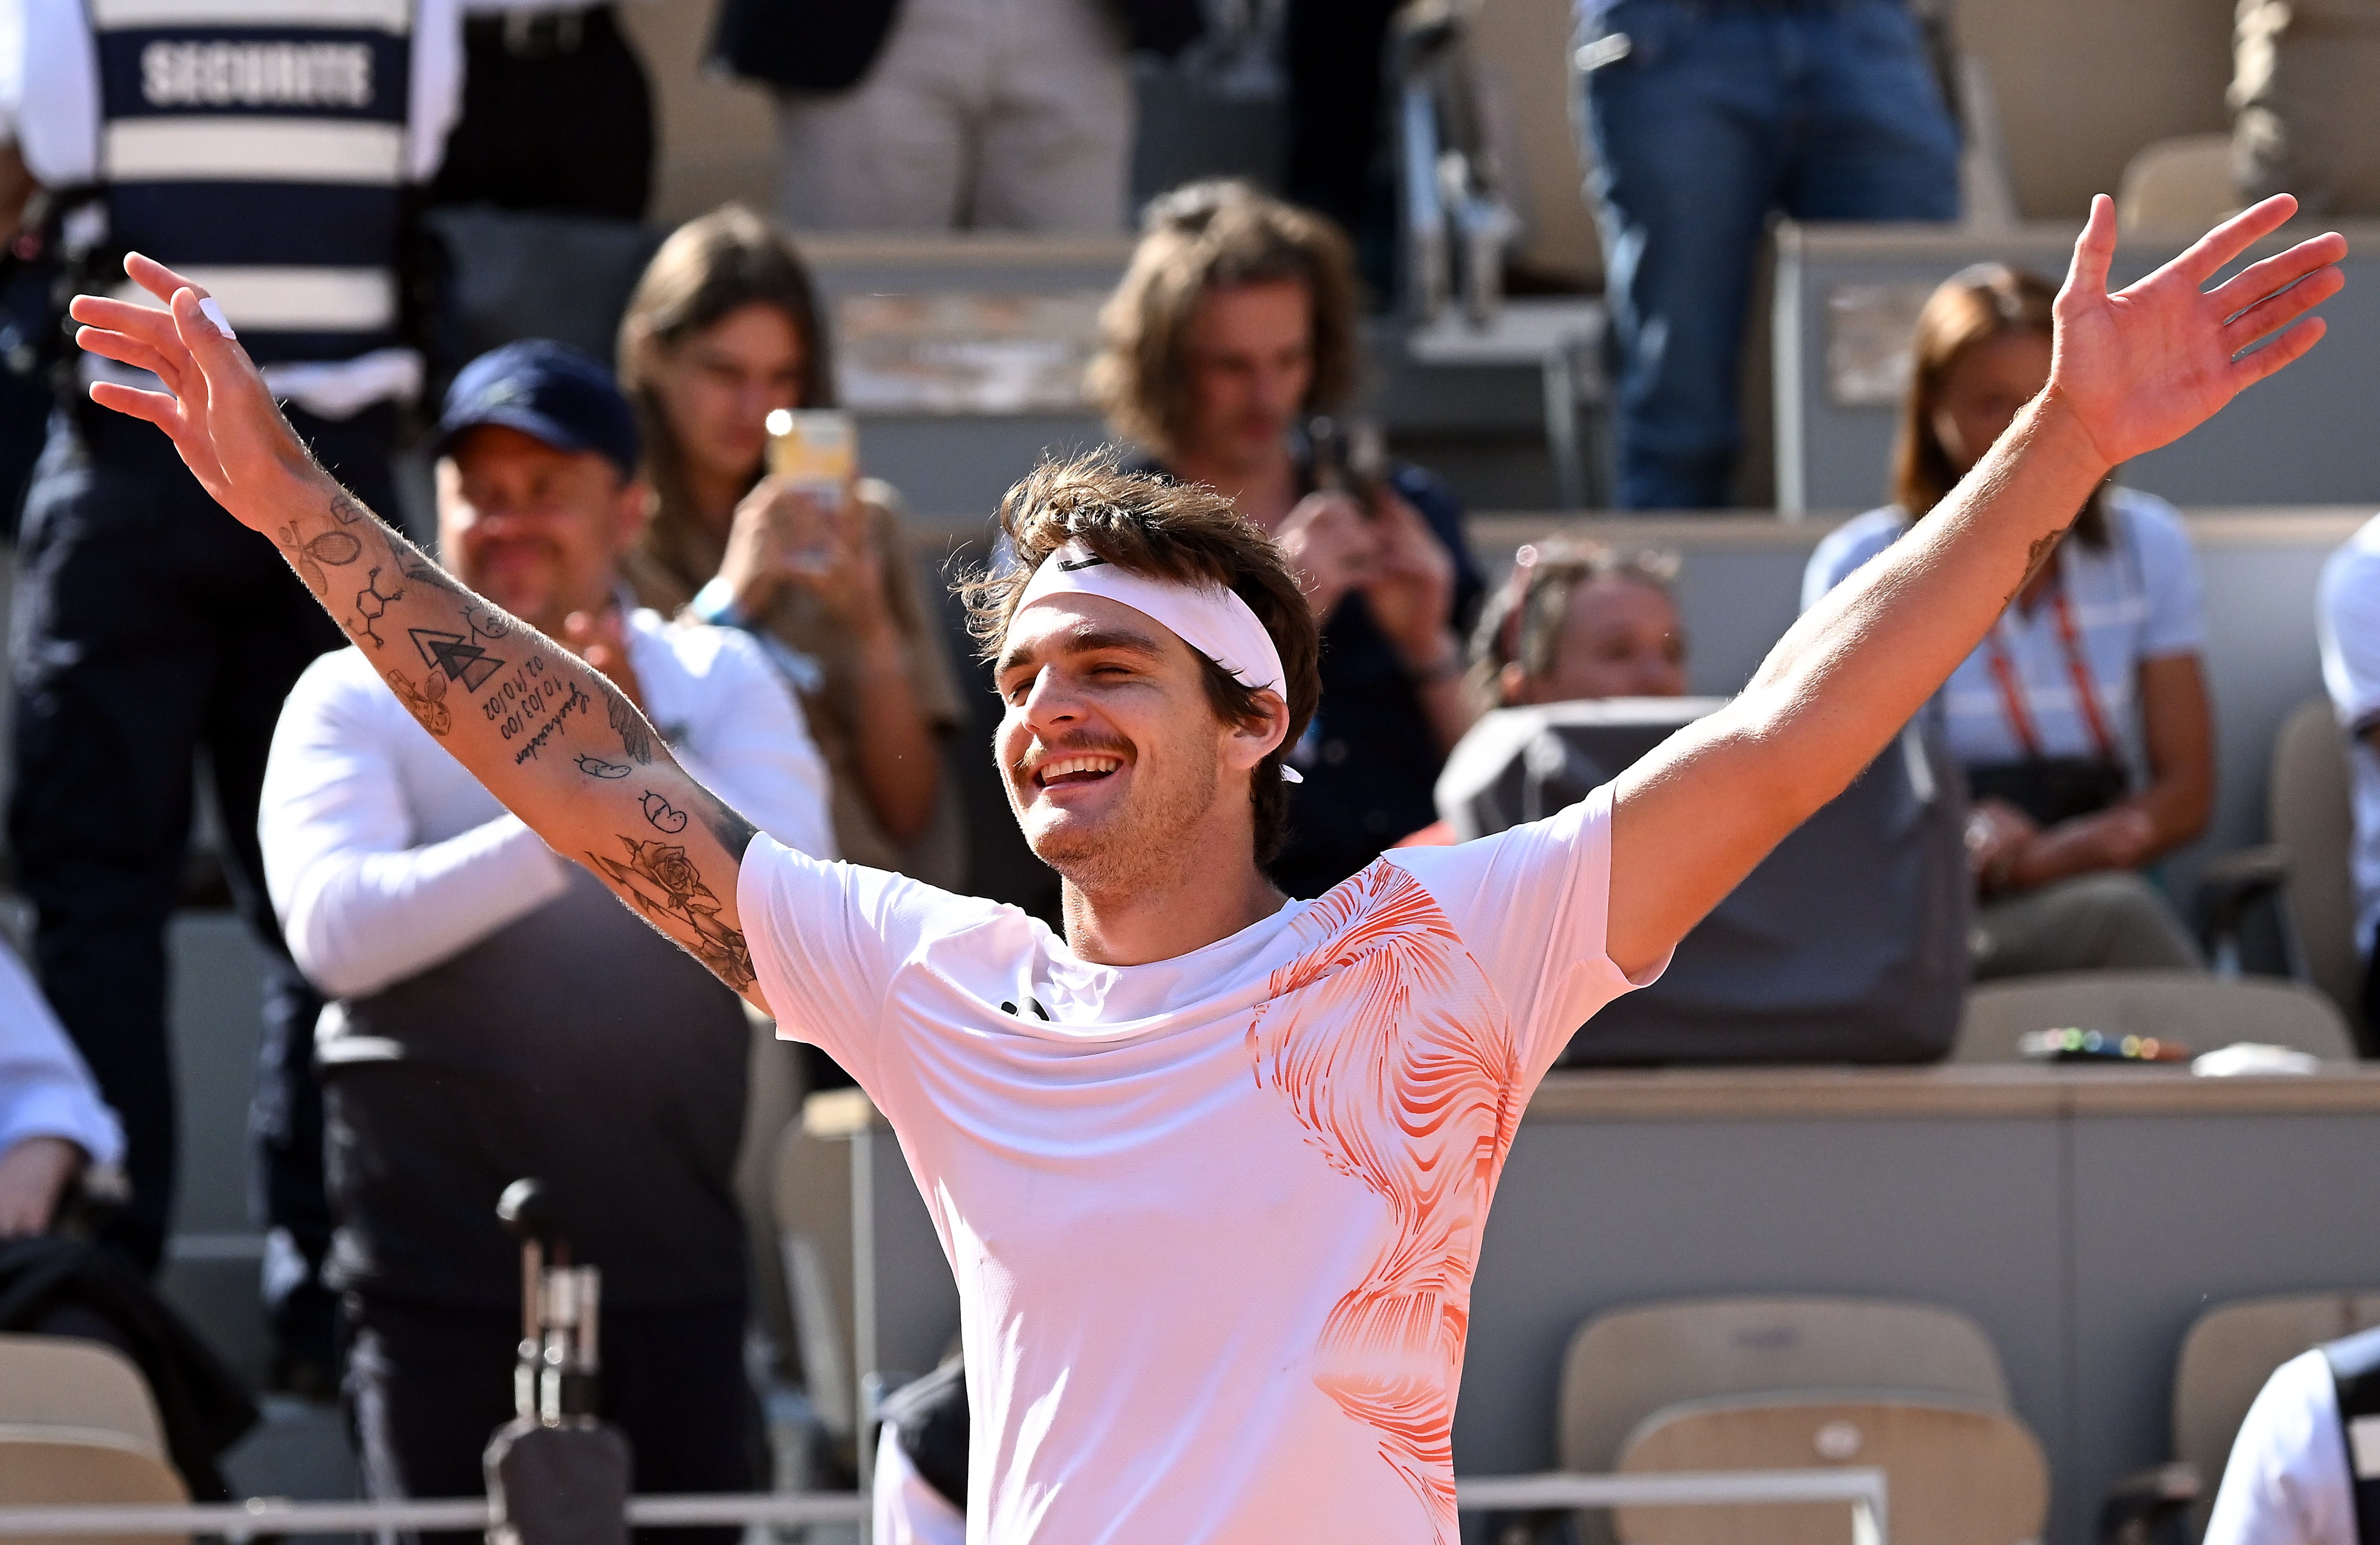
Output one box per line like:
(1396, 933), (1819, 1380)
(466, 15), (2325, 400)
(1246, 861), (1522, 1540)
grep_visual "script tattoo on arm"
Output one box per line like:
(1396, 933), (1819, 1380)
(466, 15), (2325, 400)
(586, 833), (755, 990)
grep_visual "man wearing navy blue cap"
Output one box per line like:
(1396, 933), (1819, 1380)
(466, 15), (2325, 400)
(258, 341), (834, 1525)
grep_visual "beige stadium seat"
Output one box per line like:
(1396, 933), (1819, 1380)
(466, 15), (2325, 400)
(1613, 1393), (2048, 1545)
(2117, 135), (2240, 234)
(0, 1337), (167, 1458)
(1954, 971), (2356, 1064)
(2269, 698), (2361, 1020)
(0, 1425), (188, 1545)
(1560, 1297), (2012, 1476)
(2172, 1292), (2380, 1537)
(773, 1115), (856, 1440)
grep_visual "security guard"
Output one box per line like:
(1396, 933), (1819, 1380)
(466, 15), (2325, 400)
(0, 0), (461, 1389)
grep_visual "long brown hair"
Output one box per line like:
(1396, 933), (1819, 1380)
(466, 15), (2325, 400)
(961, 450), (1320, 864)
(616, 205), (836, 589)
(1086, 180), (1361, 460)
(1893, 263), (2107, 546)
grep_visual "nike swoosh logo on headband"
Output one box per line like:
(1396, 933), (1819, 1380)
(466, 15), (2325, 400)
(1055, 555), (1110, 572)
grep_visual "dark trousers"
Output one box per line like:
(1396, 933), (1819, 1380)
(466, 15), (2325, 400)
(9, 406), (392, 1276)
(2360, 922), (2380, 1058)
(344, 1294), (754, 1545)
(431, 5), (654, 221)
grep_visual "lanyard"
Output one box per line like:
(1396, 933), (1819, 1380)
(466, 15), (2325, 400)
(1982, 579), (2120, 763)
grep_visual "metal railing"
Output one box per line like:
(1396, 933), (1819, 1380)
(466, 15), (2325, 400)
(0, 1467), (1886, 1543)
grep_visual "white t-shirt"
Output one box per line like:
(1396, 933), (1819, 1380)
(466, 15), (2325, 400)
(2204, 1349), (2356, 1545)
(2319, 513), (2380, 956)
(1802, 488), (2205, 773)
(740, 787), (1656, 1544)
(262, 608), (833, 1002)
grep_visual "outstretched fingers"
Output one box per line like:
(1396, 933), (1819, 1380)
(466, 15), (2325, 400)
(2058, 194), (2118, 310)
(85, 380), (181, 429)
(2221, 260), (2347, 349)
(2209, 229), (2350, 317)
(2231, 315), (2328, 390)
(2167, 193), (2301, 287)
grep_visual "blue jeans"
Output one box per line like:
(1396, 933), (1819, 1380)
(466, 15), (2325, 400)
(1579, 0), (1960, 508)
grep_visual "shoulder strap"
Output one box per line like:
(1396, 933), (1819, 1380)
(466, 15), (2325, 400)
(2323, 1325), (2380, 1544)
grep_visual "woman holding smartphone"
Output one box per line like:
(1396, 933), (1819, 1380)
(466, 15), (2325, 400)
(617, 204), (965, 887)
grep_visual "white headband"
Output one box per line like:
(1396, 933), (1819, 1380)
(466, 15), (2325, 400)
(1014, 541), (1301, 782)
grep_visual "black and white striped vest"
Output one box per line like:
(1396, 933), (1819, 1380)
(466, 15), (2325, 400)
(87, 0), (416, 366)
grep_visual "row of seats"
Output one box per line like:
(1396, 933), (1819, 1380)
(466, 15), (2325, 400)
(0, 1335), (188, 1545)
(1543, 1290), (2373, 1545)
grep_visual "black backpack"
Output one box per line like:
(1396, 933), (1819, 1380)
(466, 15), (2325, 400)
(1436, 699), (1972, 1066)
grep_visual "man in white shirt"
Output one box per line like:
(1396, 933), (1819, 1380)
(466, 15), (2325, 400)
(2203, 1329), (2380, 1545)
(2319, 515), (2380, 1049)
(0, 939), (123, 1240)
(258, 341), (830, 1523)
(74, 193), (2343, 1542)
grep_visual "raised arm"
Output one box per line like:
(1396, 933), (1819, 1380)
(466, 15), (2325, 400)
(71, 256), (769, 1006)
(1607, 194), (2347, 977)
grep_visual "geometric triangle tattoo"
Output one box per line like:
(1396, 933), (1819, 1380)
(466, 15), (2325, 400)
(409, 627), (505, 693)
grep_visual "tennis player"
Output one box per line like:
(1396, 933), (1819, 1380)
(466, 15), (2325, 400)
(72, 195), (2342, 1542)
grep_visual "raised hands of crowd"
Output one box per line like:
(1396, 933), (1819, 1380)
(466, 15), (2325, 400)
(717, 476), (892, 633)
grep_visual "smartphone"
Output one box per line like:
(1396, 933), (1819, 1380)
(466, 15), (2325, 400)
(764, 408), (857, 508)
(1307, 415), (1387, 507)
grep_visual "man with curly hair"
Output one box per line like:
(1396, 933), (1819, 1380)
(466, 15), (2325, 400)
(77, 195), (2341, 1541)
(255, 340), (830, 1525)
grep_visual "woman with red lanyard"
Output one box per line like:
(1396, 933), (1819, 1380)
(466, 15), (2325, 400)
(1802, 264), (2212, 980)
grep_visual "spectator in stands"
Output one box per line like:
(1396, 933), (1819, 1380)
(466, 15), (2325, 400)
(1803, 264), (2211, 981)
(2315, 507), (2380, 1049)
(0, 938), (122, 1241)
(712, 0), (1199, 234)
(1576, 0), (1960, 508)
(1, 0), (463, 1391)
(2235, 0), (2380, 219)
(1090, 180), (1485, 897)
(431, 0), (656, 220)
(616, 205), (968, 890)
(1468, 539), (1687, 709)
(259, 342), (833, 1516)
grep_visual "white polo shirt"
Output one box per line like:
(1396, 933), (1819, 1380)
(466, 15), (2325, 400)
(2205, 1349), (2356, 1545)
(739, 786), (1660, 1544)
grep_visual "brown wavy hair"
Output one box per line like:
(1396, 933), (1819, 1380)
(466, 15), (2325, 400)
(1893, 263), (2107, 547)
(962, 451), (1321, 863)
(616, 205), (836, 588)
(1087, 180), (1360, 460)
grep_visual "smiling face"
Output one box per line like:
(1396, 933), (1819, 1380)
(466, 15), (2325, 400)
(1506, 575), (1688, 704)
(436, 425), (644, 636)
(994, 593), (1285, 891)
(643, 301), (809, 492)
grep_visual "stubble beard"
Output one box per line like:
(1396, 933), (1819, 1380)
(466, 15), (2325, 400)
(1025, 747), (1220, 900)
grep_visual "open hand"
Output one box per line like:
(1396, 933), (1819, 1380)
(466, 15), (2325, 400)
(2046, 193), (2346, 467)
(1275, 491), (1378, 621)
(67, 253), (324, 528)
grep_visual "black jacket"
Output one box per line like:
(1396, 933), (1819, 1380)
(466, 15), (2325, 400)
(710, 0), (1204, 93)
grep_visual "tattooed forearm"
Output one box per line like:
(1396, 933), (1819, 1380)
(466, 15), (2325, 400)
(389, 670), (451, 736)
(576, 753), (631, 779)
(692, 787), (759, 863)
(348, 567), (403, 649)
(587, 834), (755, 990)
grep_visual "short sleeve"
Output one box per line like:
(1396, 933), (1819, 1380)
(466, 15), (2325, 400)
(2321, 523), (2380, 736)
(1800, 508), (1908, 614)
(2202, 1350), (2355, 1545)
(1382, 783), (1665, 1081)
(2121, 492), (2207, 660)
(736, 834), (984, 1092)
